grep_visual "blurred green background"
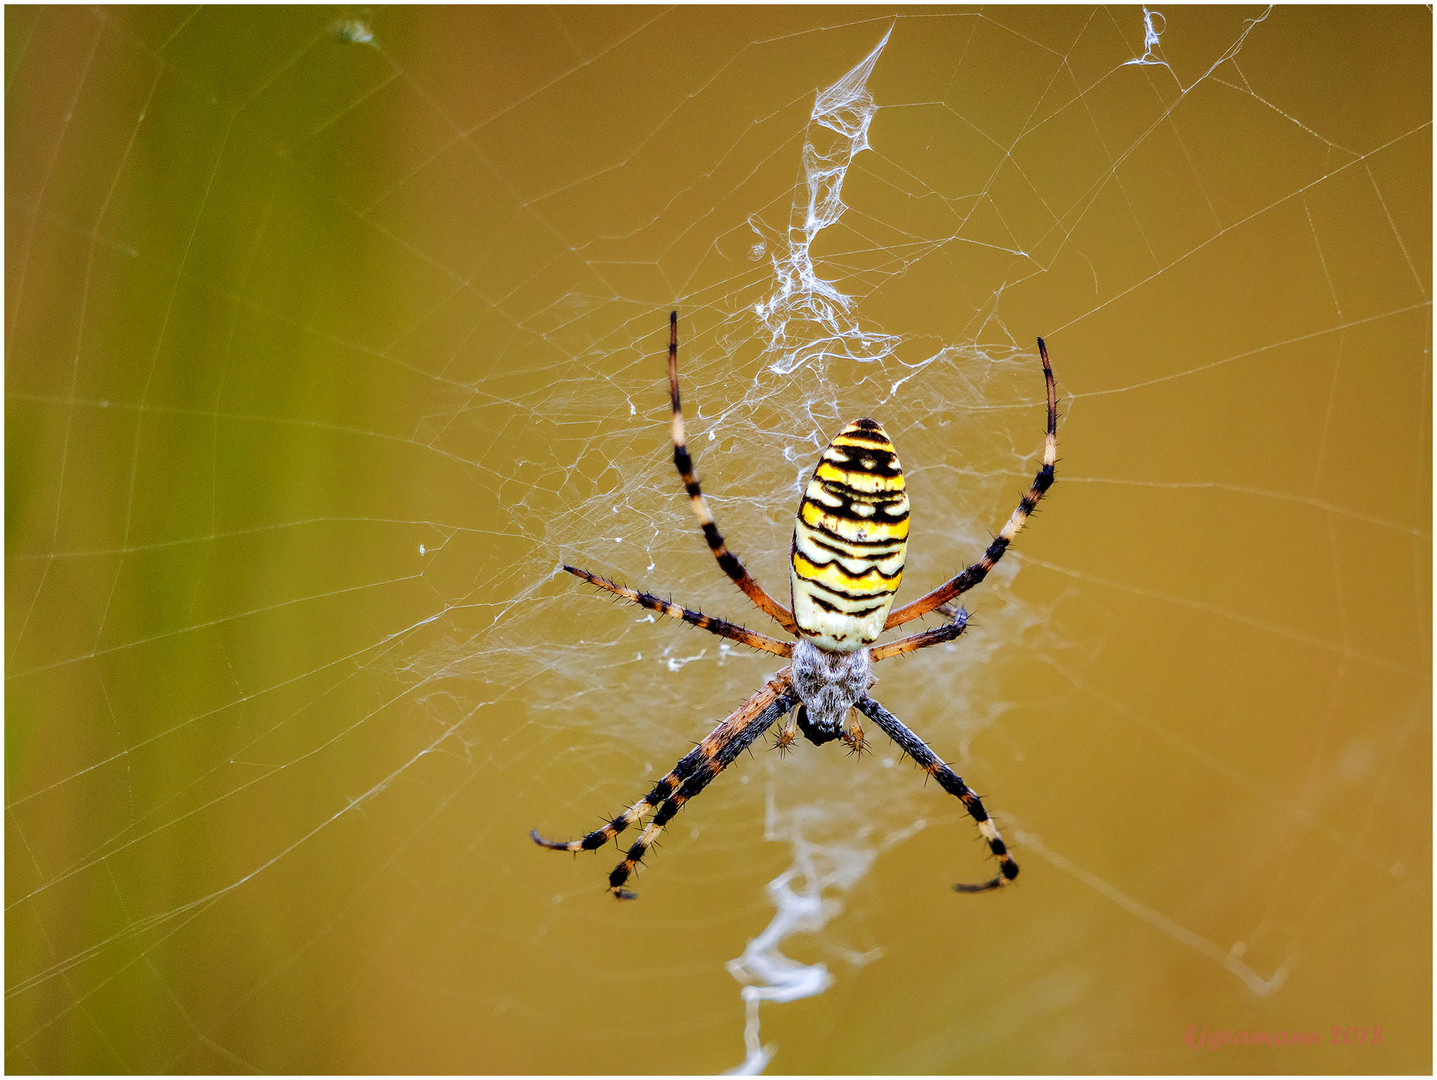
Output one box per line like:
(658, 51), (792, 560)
(7, 6), (1430, 1073)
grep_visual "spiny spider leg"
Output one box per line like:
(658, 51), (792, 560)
(854, 695), (1018, 891)
(667, 311), (799, 634)
(884, 337), (1057, 630)
(563, 566), (793, 657)
(869, 607), (969, 662)
(532, 671), (800, 899)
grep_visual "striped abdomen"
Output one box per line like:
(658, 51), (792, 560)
(790, 417), (909, 652)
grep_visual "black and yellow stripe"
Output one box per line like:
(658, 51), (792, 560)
(790, 417), (910, 652)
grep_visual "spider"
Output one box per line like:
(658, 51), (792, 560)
(532, 312), (1057, 899)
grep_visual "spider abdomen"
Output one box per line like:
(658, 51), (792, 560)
(790, 418), (909, 651)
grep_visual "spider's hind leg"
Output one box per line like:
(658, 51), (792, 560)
(602, 681), (799, 898)
(530, 772), (680, 854)
(533, 674), (798, 899)
(855, 695), (1018, 891)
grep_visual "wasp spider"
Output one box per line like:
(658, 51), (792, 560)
(532, 312), (1057, 899)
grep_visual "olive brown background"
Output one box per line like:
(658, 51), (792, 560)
(6, 6), (1430, 1073)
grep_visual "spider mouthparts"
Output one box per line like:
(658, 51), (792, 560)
(610, 886), (638, 901)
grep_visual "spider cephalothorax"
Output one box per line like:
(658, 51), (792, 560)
(787, 638), (873, 747)
(533, 312), (1057, 899)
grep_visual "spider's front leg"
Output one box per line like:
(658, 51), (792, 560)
(855, 695), (1018, 891)
(532, 672), (799, 899)
(882, 337), (1057, 631)
(667, 310), (798, 635)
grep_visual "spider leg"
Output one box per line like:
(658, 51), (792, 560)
(855, 695), (1018, 891)
(884, 338), (1057, 630)
(869, 607), (969, 662)
(668, 311), (799, 635)
(532, 671), (799, 899)
(563, 565), (792, 657)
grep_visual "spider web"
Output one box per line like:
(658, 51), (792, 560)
(6, 6), (1430, 1073)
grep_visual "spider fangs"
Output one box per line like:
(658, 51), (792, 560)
(532, 312), (1057, 899)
